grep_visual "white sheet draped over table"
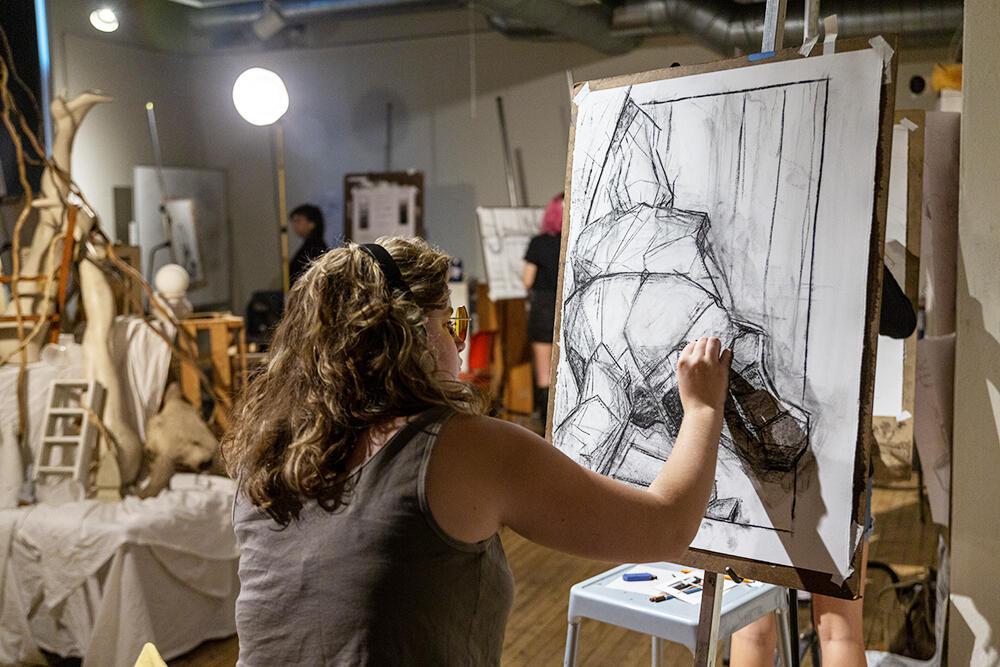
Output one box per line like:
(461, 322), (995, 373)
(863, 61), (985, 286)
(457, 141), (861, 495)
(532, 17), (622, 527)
(0, 474), (238, 666)
(0, 315), (173, 472)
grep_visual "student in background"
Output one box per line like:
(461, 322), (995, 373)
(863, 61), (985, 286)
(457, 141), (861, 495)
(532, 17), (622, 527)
(224, 236), (731, 665)
(522, 193), (564, 430)
(288, 203), (328, 285)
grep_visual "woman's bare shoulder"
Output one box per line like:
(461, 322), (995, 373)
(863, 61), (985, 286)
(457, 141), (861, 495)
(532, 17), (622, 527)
(441, 413), (544, 446)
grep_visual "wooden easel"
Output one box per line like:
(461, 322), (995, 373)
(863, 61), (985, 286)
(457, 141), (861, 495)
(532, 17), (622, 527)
(0, 205), (78, 345)
(692, 1), (801, 664)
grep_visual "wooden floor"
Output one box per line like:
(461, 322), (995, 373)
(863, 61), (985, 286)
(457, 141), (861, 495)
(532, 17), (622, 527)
(171, 478), (939, 667)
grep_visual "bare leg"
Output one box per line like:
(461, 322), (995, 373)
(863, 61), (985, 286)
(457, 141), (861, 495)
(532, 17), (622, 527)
(812, 542), (869, 667)
(532, 342), (553, 388)
(729, 613), (778, 667)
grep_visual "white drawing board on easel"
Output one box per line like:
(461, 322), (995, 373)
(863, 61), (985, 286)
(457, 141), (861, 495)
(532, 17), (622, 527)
(134, 166), (229, 307)
(552, 40), (893, 598)
(476, 207), (544, 301)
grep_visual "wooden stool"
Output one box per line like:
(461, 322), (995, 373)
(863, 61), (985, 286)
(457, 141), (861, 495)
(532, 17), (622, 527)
(176, 314), (247, 428)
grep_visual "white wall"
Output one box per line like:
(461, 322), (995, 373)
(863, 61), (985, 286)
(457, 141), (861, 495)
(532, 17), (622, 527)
(57, 34), (204, 242)
(949, 0), (1000, 661)
(50, 13), (946, 312)
(192, 33), (718, 307)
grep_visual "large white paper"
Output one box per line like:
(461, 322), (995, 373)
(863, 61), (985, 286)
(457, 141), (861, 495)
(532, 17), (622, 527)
(163, 198), (203, 283)
(914, 334), (954, 527)
(351, 182), (419, 244)
(873, 123), (911, 418)
(605, 564), (690, 596)
(554, 49), (884, 580)
(476, 207), (544, 301)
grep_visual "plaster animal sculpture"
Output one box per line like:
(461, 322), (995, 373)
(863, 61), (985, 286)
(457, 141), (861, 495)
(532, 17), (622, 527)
(0, 91), (113, 362)
(139, 383), (219, 498)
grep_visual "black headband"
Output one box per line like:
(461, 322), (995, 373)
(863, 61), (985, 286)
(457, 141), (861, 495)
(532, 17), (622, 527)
(359, 243), (412, 295)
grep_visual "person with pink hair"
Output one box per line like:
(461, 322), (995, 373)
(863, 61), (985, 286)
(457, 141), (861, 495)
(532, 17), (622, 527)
(522, 193), (564, 430)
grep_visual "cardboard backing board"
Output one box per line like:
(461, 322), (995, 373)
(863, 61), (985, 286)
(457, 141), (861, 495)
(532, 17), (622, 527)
(343, 171), (424, 243)
(873, 110), (924, 479)
(547, 36), (897, 598)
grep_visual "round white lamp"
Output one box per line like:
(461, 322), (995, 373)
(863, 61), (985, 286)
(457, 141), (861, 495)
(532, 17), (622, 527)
(232, 67), (292, 292)
(232, 68), (289, 127)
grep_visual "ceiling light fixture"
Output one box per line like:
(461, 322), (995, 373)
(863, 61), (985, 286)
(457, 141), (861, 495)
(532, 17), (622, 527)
(89, 7), (119, 33)
(252, 1), (287, 41)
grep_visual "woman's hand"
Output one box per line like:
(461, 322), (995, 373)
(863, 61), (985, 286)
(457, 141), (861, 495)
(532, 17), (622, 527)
(677, 337), (732, 414)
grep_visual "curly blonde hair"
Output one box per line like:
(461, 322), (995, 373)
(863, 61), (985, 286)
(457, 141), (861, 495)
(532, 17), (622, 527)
(222, 237), (486, 525)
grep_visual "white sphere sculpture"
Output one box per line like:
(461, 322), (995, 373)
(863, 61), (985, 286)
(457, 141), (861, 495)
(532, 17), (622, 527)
(154, 264), (190, 299)
(232, 67), (289, 126)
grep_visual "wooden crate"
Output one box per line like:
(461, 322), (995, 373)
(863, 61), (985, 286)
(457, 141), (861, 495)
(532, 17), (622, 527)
(176, 314), (247, 428)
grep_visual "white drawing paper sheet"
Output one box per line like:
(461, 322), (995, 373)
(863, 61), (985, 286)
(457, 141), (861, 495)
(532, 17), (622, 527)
(554, 49), (884, 581)
(476, 207), (544, 301)
(605, 565), (690, 596)
(163, 199), (203, 284)
(914, 334), (954, 527)
(873, 123), (911, 418)
(351, 182), (418, 244)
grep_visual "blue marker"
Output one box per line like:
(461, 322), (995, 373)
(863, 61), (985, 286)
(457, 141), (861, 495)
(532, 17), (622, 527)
(623, 572), (657, 582)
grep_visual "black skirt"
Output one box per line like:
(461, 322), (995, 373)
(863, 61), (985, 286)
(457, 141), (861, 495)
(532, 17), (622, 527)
(528, 293), (557, 343)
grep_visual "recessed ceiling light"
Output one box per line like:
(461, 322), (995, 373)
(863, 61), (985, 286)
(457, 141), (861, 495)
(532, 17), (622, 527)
(89, 7), (119, 33)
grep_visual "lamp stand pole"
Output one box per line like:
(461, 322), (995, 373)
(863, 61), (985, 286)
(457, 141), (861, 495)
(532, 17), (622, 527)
(274, 121), (290, 293)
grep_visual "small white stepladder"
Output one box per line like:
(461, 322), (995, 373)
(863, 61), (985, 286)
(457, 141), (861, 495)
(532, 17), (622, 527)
(32, 379), (106, 490)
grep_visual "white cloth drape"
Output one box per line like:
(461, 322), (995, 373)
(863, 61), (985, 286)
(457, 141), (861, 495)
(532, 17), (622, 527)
(0, 475), (238, 667)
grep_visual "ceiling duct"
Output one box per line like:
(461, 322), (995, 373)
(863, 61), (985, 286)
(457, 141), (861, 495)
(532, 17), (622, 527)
(188, 0), (457, 31)
(469, 0), (639, 54)
(612, 0), (964, 54)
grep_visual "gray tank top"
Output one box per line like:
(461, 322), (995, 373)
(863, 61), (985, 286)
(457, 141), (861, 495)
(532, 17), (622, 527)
(233, 409), (514, 666)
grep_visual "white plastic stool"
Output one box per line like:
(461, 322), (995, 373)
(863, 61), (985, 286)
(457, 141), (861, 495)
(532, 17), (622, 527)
(564, 563), (793, 666)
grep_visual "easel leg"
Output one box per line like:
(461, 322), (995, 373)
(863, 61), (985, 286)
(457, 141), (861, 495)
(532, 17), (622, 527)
(761, 0), (788, 52)
(787, 589), (801, 667)
(694, 571), (723, 666)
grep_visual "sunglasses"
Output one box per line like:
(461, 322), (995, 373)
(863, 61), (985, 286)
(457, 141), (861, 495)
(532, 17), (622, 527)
(444, 305), (470, 344)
